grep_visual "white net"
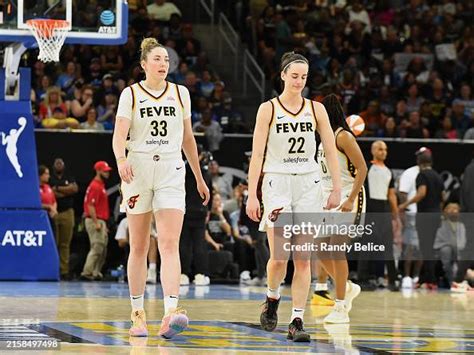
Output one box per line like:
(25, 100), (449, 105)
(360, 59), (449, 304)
(26, 19), (70, 63)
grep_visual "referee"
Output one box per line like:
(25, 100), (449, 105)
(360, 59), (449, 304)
(358, 141), (399, 291)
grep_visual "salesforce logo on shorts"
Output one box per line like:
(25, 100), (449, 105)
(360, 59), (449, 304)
(1, 230), (47, 247)
(100, 10), (115, 26)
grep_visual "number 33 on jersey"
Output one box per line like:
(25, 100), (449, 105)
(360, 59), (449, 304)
(121, 81), (186, 155)
(263, 97), (319, 174)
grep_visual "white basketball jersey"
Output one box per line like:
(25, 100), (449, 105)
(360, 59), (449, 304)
(127, 81), (184, 155)
(317, 127), (356, 190)
(263, 97), (318, 174)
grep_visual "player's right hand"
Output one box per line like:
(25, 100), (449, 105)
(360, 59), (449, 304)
(246, 195), (261, 222)
(118, 160), (134, 183)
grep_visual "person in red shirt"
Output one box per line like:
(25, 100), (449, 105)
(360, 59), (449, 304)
(80, 161), (112, 281)
(39, 165), (57, 219)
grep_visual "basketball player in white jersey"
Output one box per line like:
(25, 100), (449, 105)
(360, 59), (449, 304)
(315, 94), (367, 324)
(246, 52), (342, 342)
(112, 38), (210, 339)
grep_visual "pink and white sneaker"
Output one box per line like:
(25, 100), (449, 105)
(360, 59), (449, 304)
(159, 307), (189, 339)
(129, 310), (148, 337)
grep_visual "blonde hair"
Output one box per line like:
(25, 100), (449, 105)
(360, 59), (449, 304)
(44, 86), (63, 106)
(140, 37), (164, 62)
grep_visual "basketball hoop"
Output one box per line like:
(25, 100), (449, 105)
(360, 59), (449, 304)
(26, 19), (70, 63)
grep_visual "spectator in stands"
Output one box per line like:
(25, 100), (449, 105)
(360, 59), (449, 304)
(393, 99), (409, 124)
(115, 218), (159, 284)
(205, 193), (233, 252)
(79, 107), (105, 131)
(347, 0), (371, 33)
(404, 111), (430, 138)
(71, 85), (95, 122)
(209, 81), (226, 110)
(435, 115), (458, 139)
(56, 61), (77, 95)
(42, 107), (80, 130)
(100, 46), (124, 74)
(428, 78), (450, 125)
(97, 93), (118, 130)
(39, 86), (68, 120)
(147, 0), (181, 22)
(451, 101), (471, 137)
(406, 83), (424, 113)
(184, 71), (201, 100)
(95, 74), (119, 105)
(360, 100), (385, 136)
(85, 58), (103, 86)
(214, 93), (246, 133)
(199, 70), (215, 98)
(192, 107), (223, 152)
(377, 117), (399, 138)
(454, 84), (474, 119)
(81, 161), (112, 281)
(50, 158), (78, 280)
(208, 160), (233, 202)
(39, 165), (57, 220)
(434, 203), (466, 287)
(168, 61), (188, 86)
(36, 75), (52, 101)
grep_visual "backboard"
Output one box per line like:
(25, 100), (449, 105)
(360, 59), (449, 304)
(0, 0), (128, 45)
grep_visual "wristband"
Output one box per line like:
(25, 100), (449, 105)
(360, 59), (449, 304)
(116, 156), (127, 164)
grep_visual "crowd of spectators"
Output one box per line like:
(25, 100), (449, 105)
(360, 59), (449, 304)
(24, 0), (247, 146)
(226, 0), (474, 139)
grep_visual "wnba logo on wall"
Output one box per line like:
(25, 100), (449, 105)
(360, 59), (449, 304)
(1, 117), (27, 178)
(1, 230), (47, 247)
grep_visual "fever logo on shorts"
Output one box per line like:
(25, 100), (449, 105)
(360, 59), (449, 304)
(268, 207), (284, 222)
(128, 195), (140, 209)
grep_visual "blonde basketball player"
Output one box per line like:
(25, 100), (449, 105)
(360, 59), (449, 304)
(246, 52), (341, 342)
(112, 38), (210, 339)
(314, 94), (367, 324)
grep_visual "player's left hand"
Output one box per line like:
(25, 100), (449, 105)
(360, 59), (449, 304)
(337, 198), (354, 212)
(197, 180), (210, 206)
(325, 189), (341, 210)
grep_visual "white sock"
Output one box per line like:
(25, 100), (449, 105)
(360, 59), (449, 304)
(315, 282), (328, 291)
(291, 308), (304, 322)
(148, 263), (156, 271)
(266, 286), (280, 300)
(164, 295), (179, 314)
(130, 294), (144, 311)
(335, 299), (346, 308)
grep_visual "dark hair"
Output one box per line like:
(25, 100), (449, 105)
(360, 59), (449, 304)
(322, 94), (353, 134)
(417, 152), (432, 165)
(39, 165), (48, 176)
(280, 51), (309, 73)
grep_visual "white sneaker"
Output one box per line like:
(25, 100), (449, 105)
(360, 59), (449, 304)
(244, 277), (266, 286)
(324, 323), (356, 352)
(345, 281), (361, 313)
(324, 302), (349, 323)
(180, 274), (190, 286)
(146, 268), (157, 284)
(451, 281), (468, 293)
(402, 276), (413, 289)
(240, 270), (251, 284)
(193, 273), (210, 286)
